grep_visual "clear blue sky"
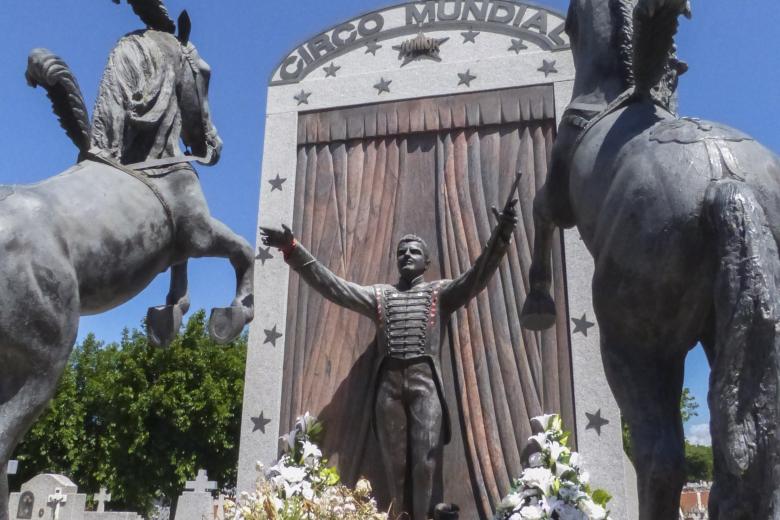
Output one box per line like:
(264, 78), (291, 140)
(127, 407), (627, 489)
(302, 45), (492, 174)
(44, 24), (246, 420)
(1, 0), (778, 445)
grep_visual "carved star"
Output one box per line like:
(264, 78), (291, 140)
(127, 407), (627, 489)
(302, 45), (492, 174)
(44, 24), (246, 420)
(251, 412), (272, 434)
(264, 325), (283, 347)
(461, 28), (480, 43)
(585, 409), (609, 436)
(323, 62), (341, 77)
(538, 59), (558, 77)
(268, 174), (287, 192)
(256, 246), (274, 266)
(374, 77), (392, 94)
(365, 39), (382, 56)
(294, 90), (311, 105)
(508, 38), (528, 54)
(571, 313), (595, 337)
(457, 70), (477, 87)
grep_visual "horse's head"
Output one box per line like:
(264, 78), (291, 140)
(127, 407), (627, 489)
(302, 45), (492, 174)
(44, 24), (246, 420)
(565, 0), (635, 105)
(90, 7), (222, 166)
(175, 12), (222, 166)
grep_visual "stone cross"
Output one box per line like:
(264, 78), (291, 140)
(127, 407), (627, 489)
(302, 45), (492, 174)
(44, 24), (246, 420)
(95, 486), (112, 512)
(214, 494), (225, 520)
(7, 459), (18, 475)
(184, 469), (217, 494)
(47, 487), (68, 520)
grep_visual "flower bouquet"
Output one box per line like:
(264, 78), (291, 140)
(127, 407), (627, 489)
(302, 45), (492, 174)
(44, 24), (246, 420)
(225, 413), (388, 520)
(494, 414), (612, 520)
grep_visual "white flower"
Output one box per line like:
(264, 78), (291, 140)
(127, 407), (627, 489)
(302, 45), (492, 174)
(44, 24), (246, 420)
(280, 430), (297, 452)
(518, 504), (545, 520)
(528, 452), (544, 468)
(296, 412), (316, 435)
(554, 502), (586, 520)
(529, 433), (550, 451)
(569, 452), (582, 469)
(549, 442), (569, 462)
(520, 467), (555, 495)
(579, 498), (608, 520)
(302, 440), (322, 463)
(531, 414), (558, 432)
(498, 492), (525, 512)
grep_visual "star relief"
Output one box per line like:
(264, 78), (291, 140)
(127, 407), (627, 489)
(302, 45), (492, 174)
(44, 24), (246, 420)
(268, 174), (287, 192)
(538, 59), (558, 77)
(365, 39), (382, 56)
(508, 38), (528, 54)
(374, 77), (392, 94)
(323, 62), (341, 77)
(264, 325), (283, 346)
(571, 313), (595, 336)
(251, 411), (272, 434)
(294, 90), (311, 105)
(585, 409), (609, 436)
(256, 246), (273, 266)
(457, 70), (476, 87)
(461, 28), (480, 43)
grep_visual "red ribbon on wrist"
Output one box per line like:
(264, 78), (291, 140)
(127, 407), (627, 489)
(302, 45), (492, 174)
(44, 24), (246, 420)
(281, 239), (297, 260)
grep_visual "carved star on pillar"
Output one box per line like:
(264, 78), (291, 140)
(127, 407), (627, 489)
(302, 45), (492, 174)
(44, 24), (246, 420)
(365, 39), (382, 56)
(264, 325), (283, 347)
(571, 313), (595, 337)
(294, 90), (311, 105)
(457, 70), (477, 87)
(323, 62), (341, 77)
(461, 28), (480, 43)
(585, 409), (609, 436)
(256, 246), (274, 265)
(538, 59), (558, 77)
(251, 411), (272, 434)
(508, 38), (528, 54)
(374, 77), (392, 94)
(268, 174), (287, 192)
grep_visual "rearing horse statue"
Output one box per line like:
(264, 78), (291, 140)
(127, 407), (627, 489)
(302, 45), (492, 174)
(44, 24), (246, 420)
(0, 2), (253, 517)
(521, 0), (780, 518)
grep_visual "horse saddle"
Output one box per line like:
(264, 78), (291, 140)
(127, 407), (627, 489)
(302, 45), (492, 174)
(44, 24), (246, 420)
(650, 117), (753, 144)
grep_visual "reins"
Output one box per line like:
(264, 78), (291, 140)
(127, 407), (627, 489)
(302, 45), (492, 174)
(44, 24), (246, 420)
(84, 151), (204, 238)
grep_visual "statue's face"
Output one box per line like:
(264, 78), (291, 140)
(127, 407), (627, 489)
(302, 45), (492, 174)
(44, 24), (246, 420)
(396, 240), (428, 279)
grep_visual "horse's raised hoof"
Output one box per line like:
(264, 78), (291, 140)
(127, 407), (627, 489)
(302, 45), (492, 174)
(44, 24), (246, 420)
(147, 304), (183, 348)
(520, 291), (557, 331)
(208, 306), (246, 344)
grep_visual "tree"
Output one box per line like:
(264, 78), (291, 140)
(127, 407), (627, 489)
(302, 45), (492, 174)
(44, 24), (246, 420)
(10, 311), (247, 514)
(684, 442), (714, 482)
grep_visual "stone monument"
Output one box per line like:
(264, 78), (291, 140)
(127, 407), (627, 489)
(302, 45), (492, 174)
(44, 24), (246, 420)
(0, 2), (254, 518)
(239, 1), (636, 518)
(522, 0), (780, 518)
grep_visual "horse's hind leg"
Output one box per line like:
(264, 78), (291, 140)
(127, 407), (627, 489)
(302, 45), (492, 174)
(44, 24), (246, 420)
(147, 261), (191, 347)
(188, 217), (254, 344)
(600, 337), (687, 520)
(706, 180), (780, 519)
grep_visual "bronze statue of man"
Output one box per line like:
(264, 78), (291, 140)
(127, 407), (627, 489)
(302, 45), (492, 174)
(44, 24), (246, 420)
(261, 192), (517, 520)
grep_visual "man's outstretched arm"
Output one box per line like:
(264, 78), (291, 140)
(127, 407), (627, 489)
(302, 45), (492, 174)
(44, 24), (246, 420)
(260, 224), (376, 318)
(440, 199), (518, 313)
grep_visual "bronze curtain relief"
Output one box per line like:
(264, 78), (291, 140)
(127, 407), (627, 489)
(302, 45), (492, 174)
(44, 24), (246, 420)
(282, 86), (573, 518)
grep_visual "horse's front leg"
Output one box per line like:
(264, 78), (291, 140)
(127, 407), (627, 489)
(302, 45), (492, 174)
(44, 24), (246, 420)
(520, 128), (577, 331)
(147, 262), (190, 348)
(188, 217), (254, 344)
(520, 189), (559, 330)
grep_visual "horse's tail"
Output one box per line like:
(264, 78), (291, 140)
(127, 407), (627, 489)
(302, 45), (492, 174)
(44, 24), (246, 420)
(705, 179), (780, 518)
(25, 48), (91, 154)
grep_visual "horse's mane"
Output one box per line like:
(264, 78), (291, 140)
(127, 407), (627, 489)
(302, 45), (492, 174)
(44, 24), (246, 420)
(91, 30), (182, 164)
(610, 0), (635, 89)
(609, 0), (684, 112)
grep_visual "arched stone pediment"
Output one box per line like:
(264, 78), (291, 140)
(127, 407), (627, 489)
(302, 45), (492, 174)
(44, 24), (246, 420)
(270, 0), (569, 86)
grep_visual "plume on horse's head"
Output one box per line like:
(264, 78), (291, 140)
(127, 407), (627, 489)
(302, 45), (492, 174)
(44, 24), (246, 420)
(90, 31), (184, 164)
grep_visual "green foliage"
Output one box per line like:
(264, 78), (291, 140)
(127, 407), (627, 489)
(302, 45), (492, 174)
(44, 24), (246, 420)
(684, 442), (714, 482)
(10, 310), (247, 514)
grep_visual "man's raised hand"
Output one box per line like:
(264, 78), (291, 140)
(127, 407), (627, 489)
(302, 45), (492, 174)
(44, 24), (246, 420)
(259, 224), (295, 249)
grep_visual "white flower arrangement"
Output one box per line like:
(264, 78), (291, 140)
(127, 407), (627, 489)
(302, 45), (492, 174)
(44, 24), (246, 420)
(225, 413), (388, 520)
(495, 414), (612, 520)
